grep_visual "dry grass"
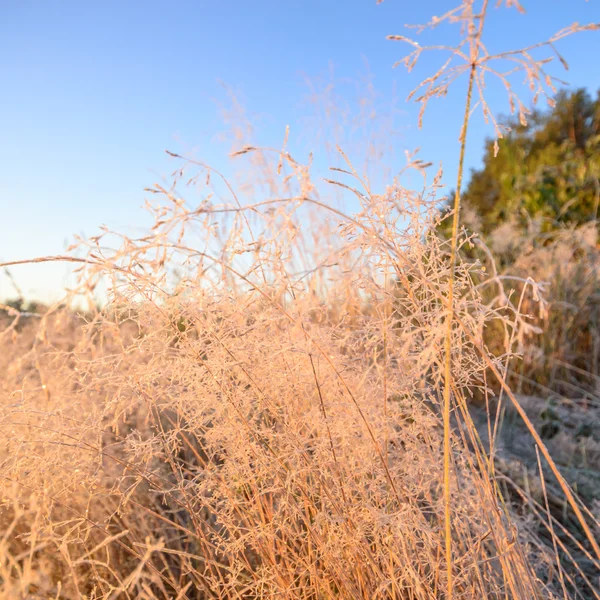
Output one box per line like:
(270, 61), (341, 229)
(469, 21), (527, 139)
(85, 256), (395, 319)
(1, 2), (599, 598)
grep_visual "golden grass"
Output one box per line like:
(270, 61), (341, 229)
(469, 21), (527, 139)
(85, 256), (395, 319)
(1, 2), (599, 598)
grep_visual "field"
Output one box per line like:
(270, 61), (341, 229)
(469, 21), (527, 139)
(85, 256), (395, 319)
(1, 2), (600, 599)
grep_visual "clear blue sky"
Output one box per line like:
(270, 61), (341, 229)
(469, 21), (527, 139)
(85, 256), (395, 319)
(1, 0), (599, 302)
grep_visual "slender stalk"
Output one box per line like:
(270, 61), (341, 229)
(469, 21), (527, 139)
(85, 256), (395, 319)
(443, 5), (492, 594)
(442, 64), (476, 598)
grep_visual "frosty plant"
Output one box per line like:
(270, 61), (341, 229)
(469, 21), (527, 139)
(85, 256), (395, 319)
(1, 2), (600, 599)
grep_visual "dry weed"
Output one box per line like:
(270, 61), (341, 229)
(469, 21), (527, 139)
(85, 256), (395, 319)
(1, 2), (599, 599)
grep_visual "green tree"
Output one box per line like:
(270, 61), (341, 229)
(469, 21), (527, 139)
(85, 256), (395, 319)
(456, 88), (600, 240)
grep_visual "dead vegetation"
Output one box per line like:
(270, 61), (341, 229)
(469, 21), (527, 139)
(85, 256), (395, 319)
(1, 1), (600, 598)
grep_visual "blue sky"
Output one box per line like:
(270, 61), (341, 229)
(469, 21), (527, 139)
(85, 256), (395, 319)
(1, 0), (599, 302)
